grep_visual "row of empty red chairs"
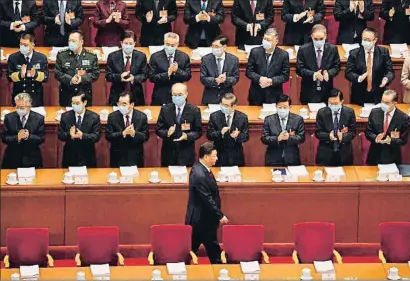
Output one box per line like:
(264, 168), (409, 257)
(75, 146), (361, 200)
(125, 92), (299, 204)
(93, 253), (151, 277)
(2, 222), (410, 268)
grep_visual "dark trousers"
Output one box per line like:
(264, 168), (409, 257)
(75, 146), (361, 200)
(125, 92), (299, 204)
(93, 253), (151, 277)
(329, 151), (342, 166)
(191, 222), (222, 264)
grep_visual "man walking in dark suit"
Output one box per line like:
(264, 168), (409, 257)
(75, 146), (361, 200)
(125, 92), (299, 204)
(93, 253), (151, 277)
(261, 94), (305, 166)
(58, 92), (101, 168)
(207, 93), (249, 166)
(183, 0), (224, 49)
(135, 0), (177, 46)
(0, 0), (39, 47)
(246, 28), (290, 105)
(148, 32), (191, 105)
(185, 142), (229, 264)
(7, 33), (48, 107)
(1, 93), (45, 169)
(43, 0), (83, 47)
(106, 30), (147, 105)
(231, 0), (274, 49)
(365, 90), (410, 165)
(380, 0), (410, 44)
(315, 89), (357, 166)
(156, 83), (202, 166)
(346, 28), (394, 105)
(200, 35), (239, 105)
(296, 24), (341, 104)
(106, 92), (149, 167)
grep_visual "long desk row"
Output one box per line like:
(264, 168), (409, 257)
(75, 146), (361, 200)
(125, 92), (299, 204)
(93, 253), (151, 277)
(1, 45), (408, 107)
(1, 105), (410, 168)
(1, 166), (409, 246)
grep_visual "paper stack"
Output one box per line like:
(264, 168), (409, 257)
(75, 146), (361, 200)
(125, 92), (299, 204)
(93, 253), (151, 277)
(342, 43), (360, 58)
(220, 166), (242, 182)
(287, 165), (309, 177)
(259, 103), (277, 120)
(1, 109), (11, 121)
(168, 166), (188, 183)
(17, 167), (36, 185)
(294, 45), (300, 56)
(313, 260), (335, 273)
(69, 166), (88, 184)
(20, 265), (40, 279)
(378, 164), (399, 176)
(31, 107), (47, 116)
(166, 262), (187, 280)
(120, 166), (139, 183)
(202, 104), (221, 120)
(90, 264), (111, 278)
(1, 48), (6, 60)
(197, 47), (213, 57)
(286, 48), (296, 59)
(49, 47), (68, 60)
(359, 103), (380, 118)
(240, 261), (260, 280)
(244, 45), (262, 58)
(102, 47), (120, 60)
(149, 46), (165, 55)
(325, 167), (346, 181)
(308, 103), (326, 113)
(390, 44), (408, 58)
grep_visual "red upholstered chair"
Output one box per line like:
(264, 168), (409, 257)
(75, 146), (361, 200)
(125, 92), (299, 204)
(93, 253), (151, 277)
(293, 222), (342, 264)
(221, 225), (269, 264)
(378, 18), (386, 44)
(360, 133), (370, 165)
(76, 227), (124, 266)
(89, 17), (97, 47)
(148, 224), (198, 265)
(324, 16), (339, 44)
(379, 222), (410, 263)
(283, 78), (291, 96)
(4, 228), (53, 268)
(312, 135), (319, 163)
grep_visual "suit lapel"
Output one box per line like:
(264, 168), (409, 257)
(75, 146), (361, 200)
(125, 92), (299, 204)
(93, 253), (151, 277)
(255, 0), (264, 14)
(119, 51), (125, 71)
(387, 109), (400, 132)
(338, 107), (345, 131)
(180, 104), (190, 123)
(170, 105), (177, 124)
(211, 55), (219, 77)
(285, 114), (293, 131)
(308, 43), (319, 71)
(321, 43), (330, 69)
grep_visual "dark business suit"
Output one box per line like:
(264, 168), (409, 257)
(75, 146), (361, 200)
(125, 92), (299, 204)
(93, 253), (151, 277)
(261, 112), (305, 166)
(231, 0), (274, 49)
(156, 103), (202, 166)
(207, 110), (249, 166)
(0, 0), (39, 47)
(346, 46), (394, 105)
(7, 51), (49, 107)
(200, 53), (239, 105)
(105, 109), (149, 167)
(106, 49), (147, 105)
(315, 106), (357, 166)
(43, 0), (83, 47)
(296, 42), (341, 104)
(1, 111), (45, 169)
(136, 0), (177, 46)
(246, 46), (290, 105)
(281, 0), (324, 45)
(58, 110), (101, 168)
(185, 161), (223, 264)
(380, 0), (410, 44)
(148, 50), (191, 105)
(334, 0), (375, 44)
(365, 107), (410, 165)
(183, 0), (224, 49)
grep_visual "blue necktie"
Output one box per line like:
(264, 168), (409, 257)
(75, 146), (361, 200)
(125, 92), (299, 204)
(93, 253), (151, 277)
(201, 1), (207, 11)
(76, 115), (82, 129)
(59, 0), (65, 35)
(333, 112), (339, 151)
(176, 107), (182, 124)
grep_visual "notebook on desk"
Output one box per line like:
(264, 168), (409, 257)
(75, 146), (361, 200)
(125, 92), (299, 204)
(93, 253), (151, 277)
(398, 165), (410, 177)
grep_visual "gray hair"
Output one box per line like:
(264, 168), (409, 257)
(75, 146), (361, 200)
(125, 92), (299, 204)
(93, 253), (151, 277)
(312, 24), (327, 35)
(14, 92), (32, 105)
(164, 32), (180, 43)
(264, 28), (279, 38)
(383, 89), (398, 102)
(222, 93), (238, 105)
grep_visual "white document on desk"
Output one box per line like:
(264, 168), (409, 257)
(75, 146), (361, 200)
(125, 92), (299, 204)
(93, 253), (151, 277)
(314, 260), (335, 273)
(90, 264), (110, 277)
(120, 166), (138, 177)
(220, 166), (241, 175)
(31, 107), (47, 116)
(166, 262), (187, 275)
(197, 47), (213, 57)
(240, 261), (260, 274)
(342, 43), (360, 58)
(17, 167), (36, 178)
(390, 43), (408, 58)
(263, 103), (277, 110)
(168, 166), (188, 176)
(208, 104), (221, 112)
(69, 166), (88, 176)
(325, 167), (346, 177)
(308, 103), (326, 113)
(20, 265), (39, 278)
(287, 165), (309, 177)
(149, 45), (165, 55)
(378, 164), (399, 174)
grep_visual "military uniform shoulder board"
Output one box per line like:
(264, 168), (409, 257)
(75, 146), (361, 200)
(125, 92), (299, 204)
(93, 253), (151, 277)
(84, 49), (97, 57)
(58, 48), (70, 54)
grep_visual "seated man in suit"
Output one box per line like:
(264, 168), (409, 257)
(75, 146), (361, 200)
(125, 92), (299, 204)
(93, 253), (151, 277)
(261, 94), (305, 166)
(156, 83), (202, 167)
(401, 56), (410, 104)
(207, 93), (249, 166)
(365, 90), (410, 165)
(346, 27), (394, 105)
(246, 28), (290, 105)
(200, 35), (239, 105)
(315, 88), (357, 166)
(380, 0), (410, 44)
(148, 32), (191, 105)
(58, 92), (101, 168)
(106, 92), (149, 167)
(296, 24), (341, 104)
(106, 30), (147, 105)
(1, 93), (45, 169)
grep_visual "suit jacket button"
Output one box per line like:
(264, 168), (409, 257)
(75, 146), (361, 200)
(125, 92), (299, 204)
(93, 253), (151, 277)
(23, 84), (26, 87)
(32, 90), (35, 93)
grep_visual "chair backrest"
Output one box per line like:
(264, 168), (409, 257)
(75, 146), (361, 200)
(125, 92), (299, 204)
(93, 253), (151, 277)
(360, 133), (370, 165)
(222, 225), (264, 263)
(283, 79), (291, 96)
(380, 222), (410, 262)
(313, 135), (319, 162)
(378, 17), (386, 44)
(77, 226), (120, 266)
(294, 222), (335, 263)
(324, 16), (339, 44)
(151, 225), (192, 265)
(6, 228), (49, 267)
(89, 17), (97, 47)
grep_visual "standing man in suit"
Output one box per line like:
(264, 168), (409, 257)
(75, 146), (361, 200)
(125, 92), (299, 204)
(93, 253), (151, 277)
(261, 94), (305, 166)
(334, 0), (374, 44)
(346, 28), (394, 105)
(207, 93), (249, 166)
(380, 0), (410, 44)
(58, 92), (101, 168)
(135, 0), (177, 46)
(185, 142), (229, 264)
(315, 89), (357, 166)
(0, 0), (39, 47)
(43, 0), (83, 47)
(365, 90), (410, 165)
(183, 0), (224, 49)
(281, 0), (324, 45)
(246, 28), (290, 105)
(401, 56), (410, 103)
(231, 0), (274, 49)
(106, 30), (147, 105)
(296, 24), (341, 104)
(156, 83), (202, 166)
(1, 93), (45, 169)
(148, 32), (191, 105)
(106, 92), (149, 167)
(200, 35), (239, 105)
(7, 33), (48, 107)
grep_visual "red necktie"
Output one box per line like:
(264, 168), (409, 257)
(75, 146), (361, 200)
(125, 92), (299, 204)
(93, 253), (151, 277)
(125, 115), (130, 127)
(383, 112), (390, 134)
(250, 0), (256, 14)
(125, 56), (131, 92)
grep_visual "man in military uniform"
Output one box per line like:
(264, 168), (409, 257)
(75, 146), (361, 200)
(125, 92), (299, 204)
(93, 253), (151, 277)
(55, 30), (99, 106)
(7, 33), (48, 106)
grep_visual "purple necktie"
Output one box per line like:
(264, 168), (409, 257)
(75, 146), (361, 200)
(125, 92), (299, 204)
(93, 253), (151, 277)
(316, 49), (322, 68)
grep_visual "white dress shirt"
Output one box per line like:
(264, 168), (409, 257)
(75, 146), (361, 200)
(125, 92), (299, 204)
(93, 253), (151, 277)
(24, 51), (34, 63)
(385, 107), (396, 128)
(175, 102), (186, 117)
(10, 1), (26, 31)
(214, 52), (226, 74)
(75, 110), (86, 124)
(312, 45), (324, 81)
(20, 110), (30, 127)
(279, 115), (288, 131)
(225, 110), (234, 128)
(358, 47), (374, 82)
(123, 111), (133, 126)
(265, 47), (275, 66)
(123, 51), (133, 66)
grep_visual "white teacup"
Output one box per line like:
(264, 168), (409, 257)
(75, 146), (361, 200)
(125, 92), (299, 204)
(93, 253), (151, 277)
(272, 170), (283, 182)
(7, 173), (17, 183)
(11, 273), (20, 281)
(219, 268), (229, 280)
(301, 268), (312, 280)
(388, 267), (399, 280)
(298, 108), (308, 118)
(63, 172), (73, 183)
(77, 271), (85, 280)
(143, 109), (152, 120)
(108, 172), (118, 182)
(377, 171), (388, 181)
(151, 269), (162, 280)
(217, 171), (228, 182)
(149, 171), (159, 182)
(100, 109), (109, 121)
(313, 170), (323, 181)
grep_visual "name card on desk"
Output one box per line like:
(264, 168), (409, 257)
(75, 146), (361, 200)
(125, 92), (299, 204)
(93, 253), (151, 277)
(284, 174), (298, 182)
(322, 273), (336, 280)
(74, 176), (88, 185)
(17, 167), (36, 185)
(220, 166), (242, 183)
(119, 176), (133, 184)
(389, 174), (403, 182)
(168, 166), (188, 183)
(244, 274), (260, 280)
(326, 174), (341, 182)
(172, 275), (187, 280)
(69, 166), (88, 185)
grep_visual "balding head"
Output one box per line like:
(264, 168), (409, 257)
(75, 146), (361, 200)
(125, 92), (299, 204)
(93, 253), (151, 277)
(171, 83), (188, 96)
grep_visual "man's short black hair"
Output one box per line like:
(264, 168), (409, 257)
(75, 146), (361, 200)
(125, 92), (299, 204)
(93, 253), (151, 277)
(213, 35), (228, 46)
(199, 142), (216, 158)
(73, 92), (87, 102)
(363, 27), (378, 38)
(70, 30), (84, 40)
(121, 30), (136, 42)
(277, 94), (292, 105)
(20, 33), (35, 43)
(118, 91), (134, 103)
(329, 88), (344, 101)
